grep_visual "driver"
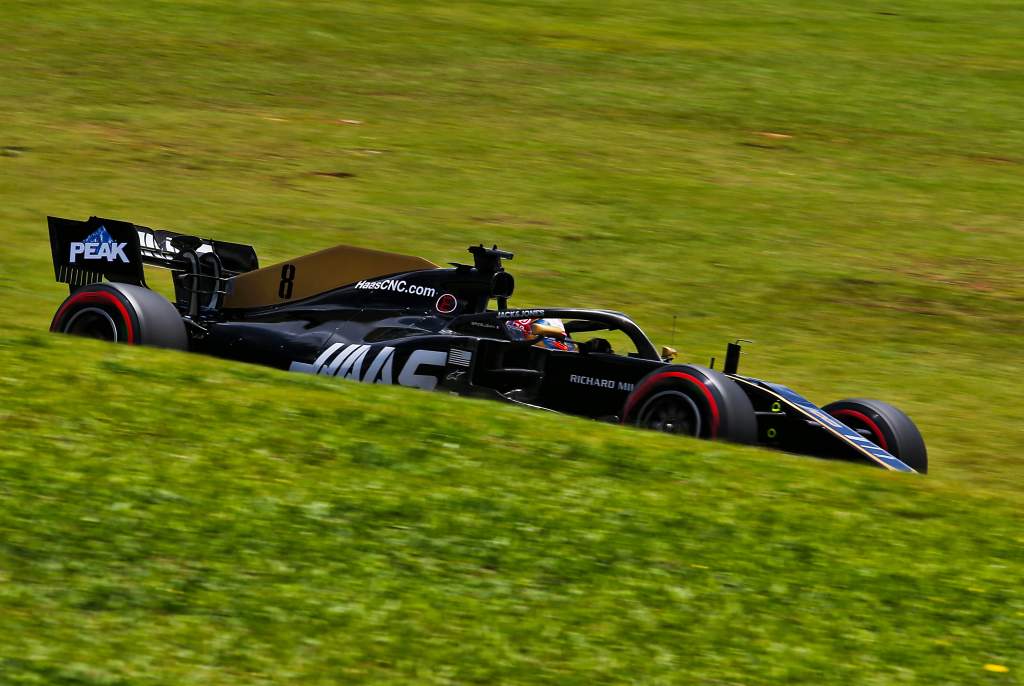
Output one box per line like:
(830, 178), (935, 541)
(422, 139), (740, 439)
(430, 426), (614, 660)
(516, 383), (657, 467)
(504, 318), (578, 352)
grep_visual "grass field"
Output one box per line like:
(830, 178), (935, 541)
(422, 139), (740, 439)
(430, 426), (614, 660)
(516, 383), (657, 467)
(1, 0), (1023, 683)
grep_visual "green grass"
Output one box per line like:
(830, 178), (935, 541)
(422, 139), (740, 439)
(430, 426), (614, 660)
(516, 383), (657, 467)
(1, 0), (1022, 683)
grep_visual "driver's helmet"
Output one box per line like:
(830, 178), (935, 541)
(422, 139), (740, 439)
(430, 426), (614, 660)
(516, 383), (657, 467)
(505, 318), (578, 352)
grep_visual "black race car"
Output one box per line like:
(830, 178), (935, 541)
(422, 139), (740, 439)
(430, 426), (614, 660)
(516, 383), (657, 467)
(47, 215), (927, 473)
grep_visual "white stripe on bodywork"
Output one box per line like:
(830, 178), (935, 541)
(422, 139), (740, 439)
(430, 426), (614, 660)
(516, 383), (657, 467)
(289, 343), (343, 375)
(762, 381), (915, 473)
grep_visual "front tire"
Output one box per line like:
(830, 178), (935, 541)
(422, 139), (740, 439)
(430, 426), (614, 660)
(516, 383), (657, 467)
(823, 398), (928, 473)
(622, 365), (757, 444)
(50, 282), (187, 350)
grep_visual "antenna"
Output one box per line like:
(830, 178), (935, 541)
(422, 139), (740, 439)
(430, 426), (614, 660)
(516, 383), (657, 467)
(671, 315), (677, 346)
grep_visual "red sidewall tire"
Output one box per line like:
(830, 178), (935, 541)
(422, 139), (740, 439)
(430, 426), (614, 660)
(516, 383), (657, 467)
(823, 398), (928, 473)
(51, 288), (139, 343)
(51, 283), (187, 350)
(622, 365), (757, 444)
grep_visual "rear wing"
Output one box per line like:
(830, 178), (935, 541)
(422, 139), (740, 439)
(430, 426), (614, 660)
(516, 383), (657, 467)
(48, 215), (259, 290)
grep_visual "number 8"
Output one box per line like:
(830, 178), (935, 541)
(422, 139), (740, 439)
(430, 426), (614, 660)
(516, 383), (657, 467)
(279, 264), (296, 299)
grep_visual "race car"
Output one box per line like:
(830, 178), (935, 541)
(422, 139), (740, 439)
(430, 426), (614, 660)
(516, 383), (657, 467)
(46, 215), (928, 473)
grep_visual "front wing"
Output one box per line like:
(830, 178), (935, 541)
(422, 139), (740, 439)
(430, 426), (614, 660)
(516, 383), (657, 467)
(733, 376), (917, 473)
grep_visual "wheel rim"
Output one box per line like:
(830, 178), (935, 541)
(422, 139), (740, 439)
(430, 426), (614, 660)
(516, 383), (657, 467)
(830, 409), (890, 452)
(63, 307), (119, 341)
(636, 390), (702, 436)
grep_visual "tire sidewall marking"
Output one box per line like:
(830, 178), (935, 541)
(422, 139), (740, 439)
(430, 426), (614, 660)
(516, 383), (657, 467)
(52, 290), (136, 343)
(624, 371), (720, 438)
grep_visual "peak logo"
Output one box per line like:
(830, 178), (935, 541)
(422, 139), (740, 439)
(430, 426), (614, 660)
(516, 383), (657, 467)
(69, 226), (129, 264)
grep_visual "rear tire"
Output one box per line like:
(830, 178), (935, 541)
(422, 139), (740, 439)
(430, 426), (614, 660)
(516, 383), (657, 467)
(50, 282), (187, 350)
(622, 365), (757, 444)
(823, 398), (927, 473)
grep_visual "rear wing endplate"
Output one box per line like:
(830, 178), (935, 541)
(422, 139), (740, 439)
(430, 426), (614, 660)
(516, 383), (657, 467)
(48, 215), (258, 290)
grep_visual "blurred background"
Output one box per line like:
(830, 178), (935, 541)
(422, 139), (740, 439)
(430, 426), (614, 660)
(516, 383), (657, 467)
(1, 1), (1022, 683)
